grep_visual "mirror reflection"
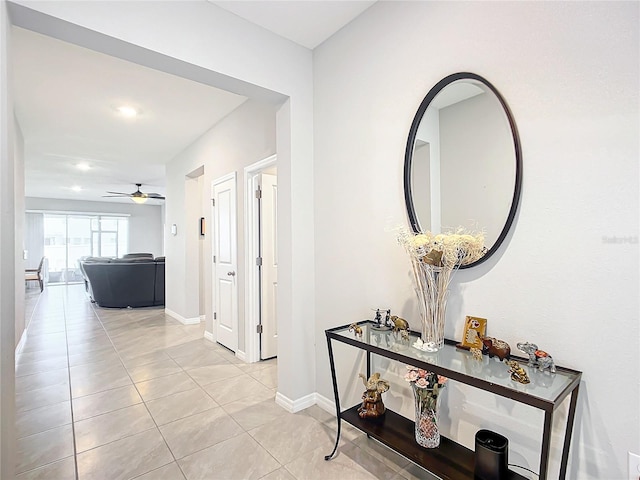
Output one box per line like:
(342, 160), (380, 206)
(404, 73), (521, 268)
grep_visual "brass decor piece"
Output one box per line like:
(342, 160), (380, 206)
(357, 373), (390, 419)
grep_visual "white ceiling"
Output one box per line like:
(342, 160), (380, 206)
(210, 1), (376, 49)
(12, 1), (375, 205)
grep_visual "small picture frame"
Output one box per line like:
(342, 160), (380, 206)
(460, 316), (487, 349)
(199, 217), (205, 236)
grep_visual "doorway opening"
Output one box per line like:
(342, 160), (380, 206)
(244, 155), (278, 363)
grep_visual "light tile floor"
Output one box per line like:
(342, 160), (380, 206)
(16, 284), (434, 480)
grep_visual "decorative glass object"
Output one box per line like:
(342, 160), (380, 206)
(413, 265), (451, 352)
(405, 366), (447, 449)
(397, 227), (485, 352)
(413, 383), (441, 448)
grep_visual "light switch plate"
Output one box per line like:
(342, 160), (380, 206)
(628, 452), (640, 480)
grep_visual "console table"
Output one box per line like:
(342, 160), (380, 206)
(324, 321), (581, 480)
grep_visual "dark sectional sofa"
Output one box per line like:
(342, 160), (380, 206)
(80, 254), (165, 308)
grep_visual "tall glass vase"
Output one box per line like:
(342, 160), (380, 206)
(412, 383), (440, 448)
(413, 263), (452, 352)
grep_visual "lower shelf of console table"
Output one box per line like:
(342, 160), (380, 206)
(341, 405), (527, 480)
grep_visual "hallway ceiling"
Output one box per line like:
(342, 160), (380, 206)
(210, 1), (376, 49)
(13, 1), (376, 204)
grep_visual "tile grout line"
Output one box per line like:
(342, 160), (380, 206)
(62, 288), (82, 480)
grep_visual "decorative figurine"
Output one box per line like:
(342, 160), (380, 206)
(480, 335), (511, 361)
(517, 342), (539, 366)
(517, 342), (556, 373)
(384, 309), (391, 326)
(348, 323), (363, 338)
(534, 350), (556, 373)
(506, 360), (530, 384)
(400, 329), (410, 342)
(389, 315), (410, 334)
(470, 347), (483, 361)
(357, 373), (390, 419)
(371, 309), (391, 330)
(374, 309), (383, 326)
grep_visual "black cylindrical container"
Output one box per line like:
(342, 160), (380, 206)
(474, 429), (509, 480)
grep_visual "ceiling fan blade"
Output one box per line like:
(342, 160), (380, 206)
(146, 193), (164, 198)
(102, 195), (130, 198)
(106, 191), (132, 196)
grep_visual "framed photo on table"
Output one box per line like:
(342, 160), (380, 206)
(460, 316), (487, 349)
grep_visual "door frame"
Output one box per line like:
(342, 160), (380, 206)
(244, 154), (276, 363)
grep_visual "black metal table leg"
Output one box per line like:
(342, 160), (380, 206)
(559, 383), (580, 479)
(324, 335), (342, 460)
(539, 410), (553, 480)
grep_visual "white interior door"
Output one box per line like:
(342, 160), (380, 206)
(213, 174), (238, 352)
(260, 173), (278, 359)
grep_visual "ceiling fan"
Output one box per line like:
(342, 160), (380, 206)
(103, 183), (165, 204)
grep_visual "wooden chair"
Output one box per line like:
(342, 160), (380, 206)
(25, 256), (45, 292)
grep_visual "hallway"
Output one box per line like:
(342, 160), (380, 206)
(15, 285), (424, 480)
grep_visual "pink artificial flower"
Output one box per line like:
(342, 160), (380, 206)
(405, 370), (419, 382)
(416, 377), (429, 388)
(417, 369), (428, 378)
(437, 375), (448, 385)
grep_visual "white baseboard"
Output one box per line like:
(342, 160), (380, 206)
(314, 393), (336, 415)
(275, 392), (318, 413)
(199, 315), (205, 322)
(203, 331), (215, 342)
(235, 350), (246, 362)
(15, 328), (27, 354)
(165, 308), (200, 325)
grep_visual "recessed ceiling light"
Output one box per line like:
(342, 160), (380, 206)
(76, 163), (90, 171)
(70, 186), (82, 192)
(116, 105), (139, 118)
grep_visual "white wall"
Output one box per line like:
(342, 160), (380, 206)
(165, 99), (276, 350)
(25, 197), (164, 257)
(313, 2), (638, 478)
(0, 1), (16, 475)
(14, 116), (25, 347)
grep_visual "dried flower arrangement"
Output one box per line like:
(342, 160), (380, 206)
(397, 227), (486, 351)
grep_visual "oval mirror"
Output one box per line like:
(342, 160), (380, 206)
(403, 72), (522, 268)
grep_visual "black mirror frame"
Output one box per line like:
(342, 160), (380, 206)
(403, 72), (523, 269)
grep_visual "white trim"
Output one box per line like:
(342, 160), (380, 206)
(235, 349), (246, 362)
(199, 314), (205, 322)
(243, 155), (277, 364)
(273, 392), (335, 415)
(203, 330), (215, 342)
(275, 391), (317, 413)
(165, 308), (200, 325)
(314, 393), (337, 416)
(15, 329), (27, 355)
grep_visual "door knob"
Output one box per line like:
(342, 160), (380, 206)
(227, 271), (236, 276)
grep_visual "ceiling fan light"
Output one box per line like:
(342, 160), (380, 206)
(131, 196), (148, 204)
(117, 105), (139, 118)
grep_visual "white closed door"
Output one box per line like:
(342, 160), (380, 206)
(260, 173), (278, 360)
(212, 174), (238, 352)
